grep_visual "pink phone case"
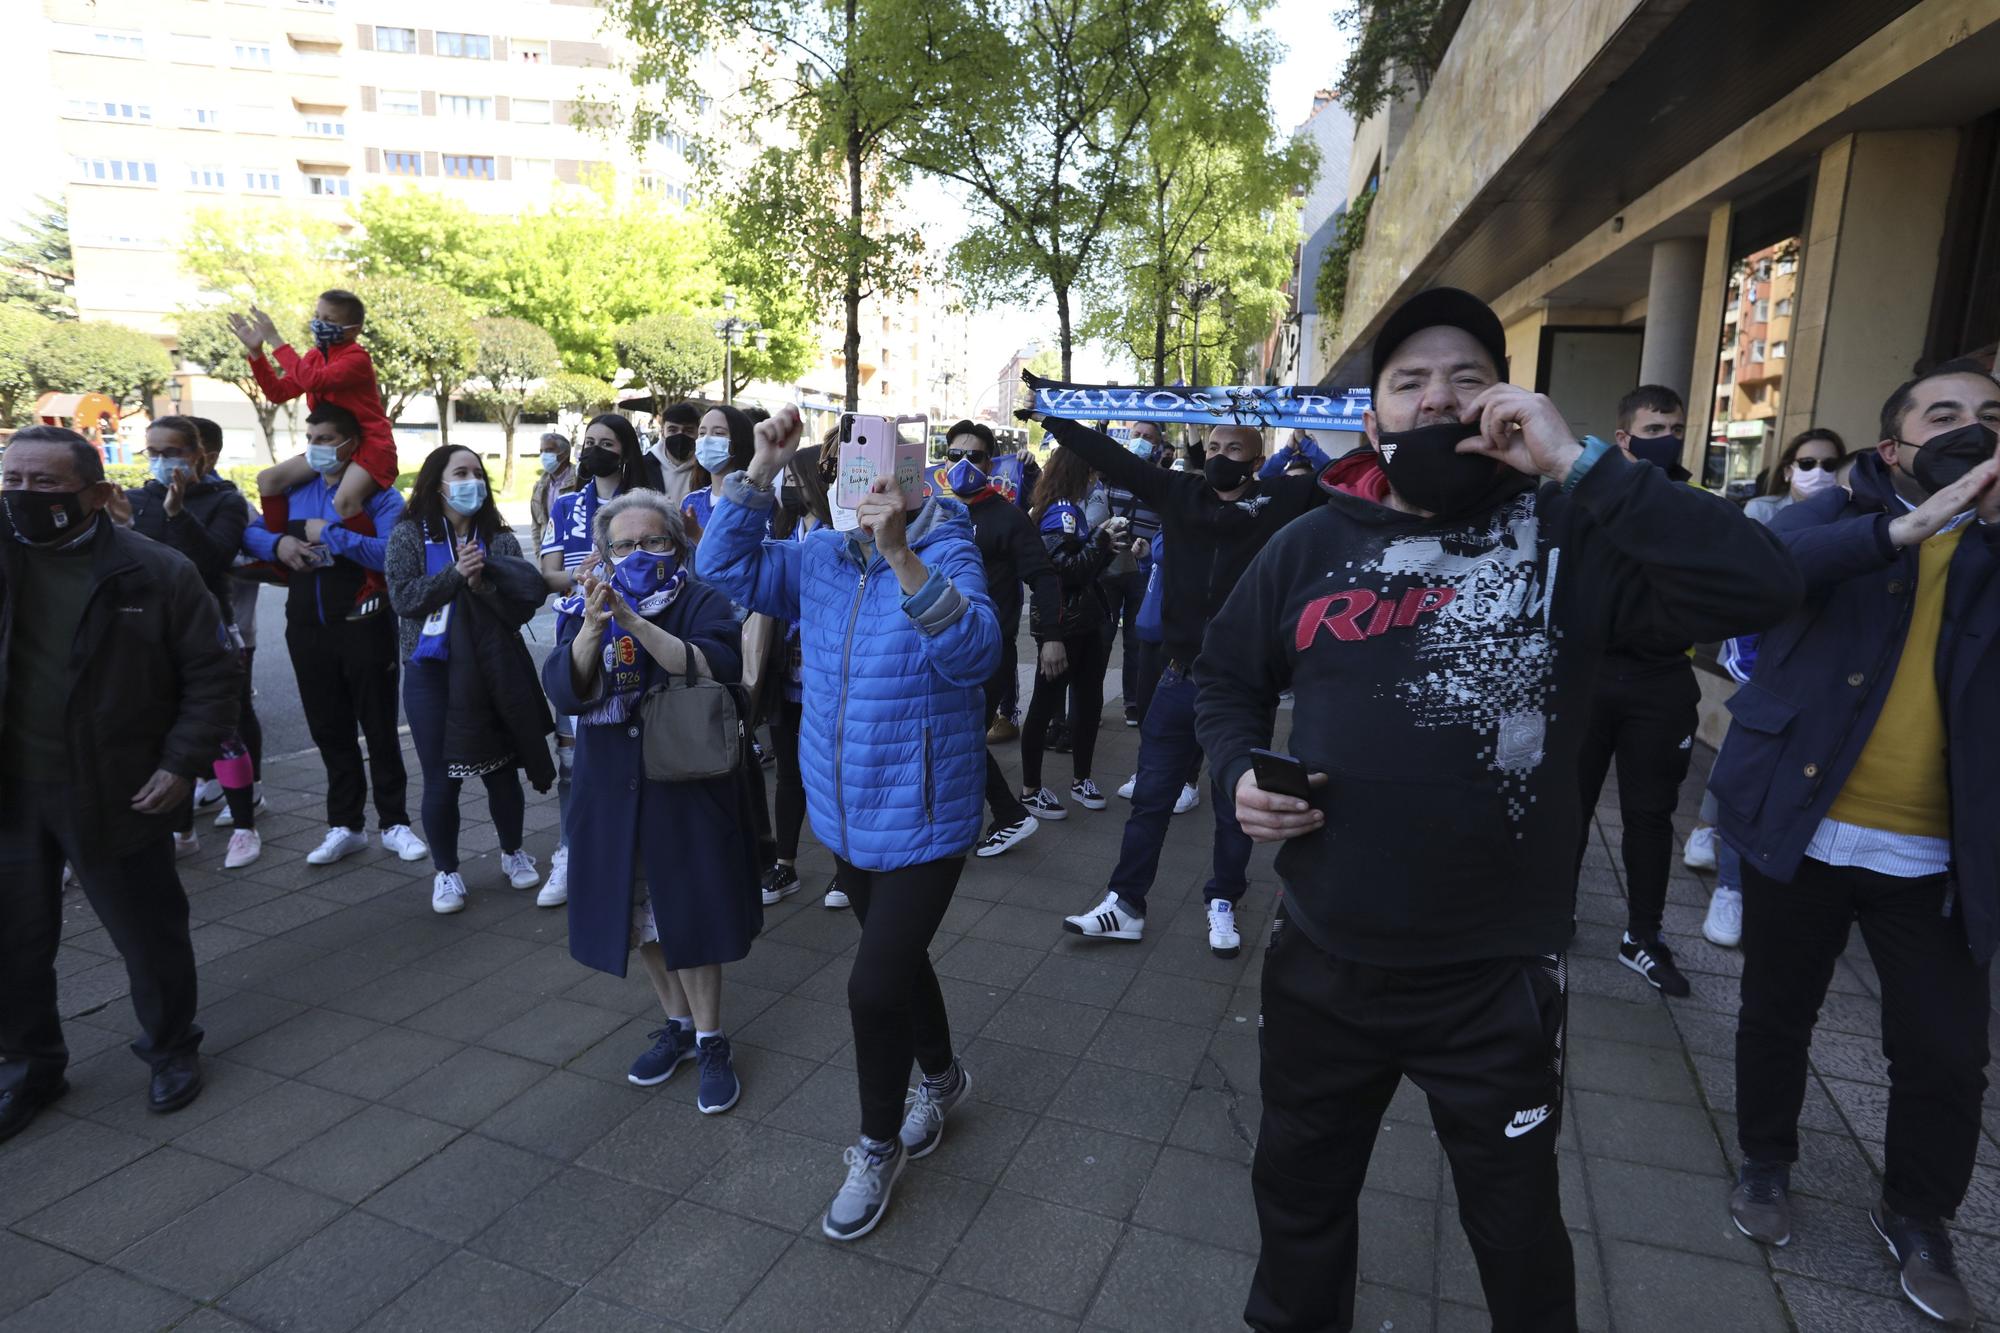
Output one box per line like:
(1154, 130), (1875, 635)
(836, 414), (926, 508)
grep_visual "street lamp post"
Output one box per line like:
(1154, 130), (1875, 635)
(1179, 243), (1219, 386)
(714, 290), (761, 407)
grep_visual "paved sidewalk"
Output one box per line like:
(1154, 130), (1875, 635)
(4, 700), (1997, 1330)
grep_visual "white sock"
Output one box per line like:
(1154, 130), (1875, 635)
(670, 1015), (694, 1034)
(696, 1029), (722, 1043)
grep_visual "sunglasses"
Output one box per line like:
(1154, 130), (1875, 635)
(946, 450), (990, 466)
(1791, 456), (1838, 471)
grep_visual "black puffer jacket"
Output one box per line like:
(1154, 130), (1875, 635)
(1029, 501), (1114, 640)
(125, 477), (252, 620)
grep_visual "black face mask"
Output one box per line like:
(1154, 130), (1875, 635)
(1374, 420), (1520, 519)
(662, 434), (694, 462)
(4, 488), (90, 544)
(1628, 433), (1686, 474)
(1901, 421), (1997, 495)
(577, 446), (622, 478)
(1204, 454), (1254, 493)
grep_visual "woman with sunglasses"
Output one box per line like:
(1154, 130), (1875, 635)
(1744, 428), (1846, 524)
(387, 445), (556, 914)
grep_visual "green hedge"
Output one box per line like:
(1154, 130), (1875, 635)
(105, 463), (413, 497)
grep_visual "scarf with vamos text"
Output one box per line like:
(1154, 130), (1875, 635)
(1022, 370), (1370, 431)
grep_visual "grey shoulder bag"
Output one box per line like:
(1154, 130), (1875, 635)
(639, 661), (744, 782)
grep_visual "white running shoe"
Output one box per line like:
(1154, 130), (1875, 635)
(1173, 783), (1199, 815)
(536, 845), (569, 908)
(501, 849), (540, 889)
(1062, 891), (1145, 942)
(1021, 788), (1068, 821)
(974, 815), (1040, 859)
(305, 826), (368, 866)
(824, 885), (851, 910)
(1703, 886), (1744, 948)
(192, 777), (224, 809)
(173, 831), (200, 860)
(381, 824), (429, 862)
(1071, 779), (1107, 810)
(223, 830), (262, 869)
(1207, 899), (1241, 958)
(1683, 826), (1719, 871)
(1117, 774), (1137, 800)
(214, 790), (267, 828)
(432, 871), (468, 914)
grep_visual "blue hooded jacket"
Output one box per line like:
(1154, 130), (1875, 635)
(697, 472), (1001, 870)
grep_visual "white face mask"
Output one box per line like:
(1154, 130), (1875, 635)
(1791, 462), (1839, 497)
(831, 502), (861, 533)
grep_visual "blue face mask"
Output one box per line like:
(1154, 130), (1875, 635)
(946, 457), (989, 498)
(149, 455), (192, 487)
(309, 317), (347, 350)
(610, 547), (679, 600)
(694, 436), (733, 473)
(444, 478), (486, 516)
(539, 451), (560, 473)
(305, 442), (344, 474)
(1125, 437), (1160, 460)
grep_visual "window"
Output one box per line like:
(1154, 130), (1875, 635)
(186, 106), (224, 129)
(383, 150), (423, 176)
(1771, 340), (1787, 360)
(233, 42), (274, 67)
(74, 157), (159, 186)
(514, 40), (547, 65)
(245, 170), (284, 193)
(303, 173), (350, 196)
(1754, 299), (1769, 322)
(1775, 297), (1792, 318)
(436, 32), (491, 59)
(515, 157), (553, 185)
(1776, 256), (1796, 276)
(442, 154), (495, 179)
(189, 165), (228, 190)
(91, 29), (147, 58)
(379, 88), (420, 116)
(171, 33), (216, 63)
(1751, 339), (1766, 362)
(303, 117), (346, 137)
(375, 26), (415, 53)
(514, 99), (551, 124)
(440, 95), (492, 119)
(65, 100), (153, 123)
(1754, 258), (1772, 280)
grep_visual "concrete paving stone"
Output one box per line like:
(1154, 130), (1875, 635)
(688, 1127), (849, 1232)
(788, 952), (857, 1007)
(469, 1165), (674, 1286)
(267, 1103), (461, 1204)
(1690, 1053), (1850, 1134)
(1566, 1037), (1700, 1106)
(1819, 1075), (1890, 1142)
(1130, 1145), (1257, 1255)
(398, 976), (548, 1043)
(578, 1095), (749, 1193)
(170, 1077), (365, 1171)
(201, 937), (326, 992)
(735, 994), (855, 1063)
(1809, 1027), (1892, 1088)
(1350, 1281), (1436, 1333)
(1137, 924), (1254, 986)
(1046, 1061), (1189, 1143)
(157, 1309), (264, 1332)
(959, 1036), (1076, 1116)
(965, 902), (1066, 950)
(999, 869), (1114, 915)
(360, 1133), (558, 1243)
(0, 1266), (194, 1333)
(1765, 1193), (1905, 1302)
(1168, 1084), (1260, 1166)
(1815, 989), (1891, 1041)
(321, 966), (475, 1025)
(338, 916), (466, 968)
(1587, 1158), (1751, 1262)
(1947, 1161), (2000, 1241)
(1082, 1011), (1209, 1084)
(942, 1189), (1124, 1318)
(353, 1250), (570, 1333)
(938, 893), (995, 935)
(1599, 1237), (1790, 1331)
(982, 990), (1111, 1058)
(476, 996), (631, 1067)
(298, 1025), (462, 1101)
(1772, 1273), (1943, 1333)
(1017, 953), (1139, 1009)
(220, 891), (346, 939)
(47, 1013), (134, 1065)
(479, 901), (571, 945)
(585, 1200), (791, 1332)
(1115, 969), (1233, 1027)
(722, 1238), (929, 1333)
(479, 1069), (649, 1163)
(935, 936), (1048, 989)
(112, 1172), (345, 1301)
(478, 944), (590, 998)
(0, 1230), (90, 1320)
(18, 1146), (244, 1261)
(1570, 1087), (1725, 1173)
(413, 929), (542, 982)
(270, 902), (405, 954)
(218, 1210), (450, 1333)
(536, 1292), (679, 1333)
(187, 919), (271, 962)
(57, 958), (132, 1018)
(1567, 991), (1682, 1050)
(937, 974), (1012, 1037)
(47, 1042), (171, 1117)
(763, 901), (869, 954)
(0, 1117), (156, 1224)
(559, 966), (655, 1013)
(250, 948), (402, 1008)
(711, 1043), (817, 1120)
(564, 1014), (698, 1090)
(1667, 1004), (1738, 1059)
(906, 1283), (1079, 1333)
(85, 1056), (283, 1143)
(762, 1062), (867, 1148)
(1000, 1118), (1161, 1219)
(226, 1007), (385, 1078)
(846, 1166), (990, 1276)
(725, 939), (829, 993)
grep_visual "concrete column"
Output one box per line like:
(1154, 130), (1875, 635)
(1637, 237), (1706, 397)
(1682, 204), (1734, 474)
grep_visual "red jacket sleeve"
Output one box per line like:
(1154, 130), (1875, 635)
(246, 352), (303, 404)
(271, 343), (371, 396)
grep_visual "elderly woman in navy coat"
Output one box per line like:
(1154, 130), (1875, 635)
(541, 490), (760, 1114)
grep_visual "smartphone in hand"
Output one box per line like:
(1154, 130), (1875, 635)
(1250, 748), (1313, 800)
(836, 412), (928, 508)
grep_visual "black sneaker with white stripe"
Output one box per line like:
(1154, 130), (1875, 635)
(1619, 932), (1691, 997)
(974, 815), (1040, 859)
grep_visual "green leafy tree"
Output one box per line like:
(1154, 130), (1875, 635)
(526, 372), (617, 419)
(713, 225), (820, 401)
(26, 321), (174, 408)
(614, 314), (724, 417)
(1334, 0), (1449, 119)
(463, 317), (561, 491)
(180, 206), (345, 349)
(348, 188), (497, 298)
(0, 197), (77, 320)
(174, 307), (286, 461)
(0, 306), (50, 424)
(352, 277), (477, 445)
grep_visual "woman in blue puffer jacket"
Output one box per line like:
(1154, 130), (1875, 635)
(697, 405), (1000, 1245)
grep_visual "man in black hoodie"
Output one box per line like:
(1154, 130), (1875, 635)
(1194, 288), (1801, 1333)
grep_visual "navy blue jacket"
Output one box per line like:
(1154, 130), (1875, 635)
(1710, 453), (2000, 960)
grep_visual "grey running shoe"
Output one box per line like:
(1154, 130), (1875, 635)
(900, 1062), (973, 1159)
(822, 1137), (906, 1241)
(1729, 1160), (1792, 1246)
(1873, 1202), (1978, 1327)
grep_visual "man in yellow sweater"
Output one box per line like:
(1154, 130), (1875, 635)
(1710, 358), (2000, 1328)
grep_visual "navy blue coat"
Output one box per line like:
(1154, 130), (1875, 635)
(1711, 453), (2000, 960)
(542, 578), (762, 976)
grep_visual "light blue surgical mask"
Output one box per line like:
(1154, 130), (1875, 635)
(444, 478), (486, 516)
(305, 442), (344, 474)
(539, 451), (560, 473)
(694, 436), (732, 473)
(149, 455), (192, 487)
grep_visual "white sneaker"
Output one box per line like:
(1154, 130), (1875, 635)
(380, 824), (428, 862)
(173, 831), (200, 859)
(306, 827), (368, 865)
(192, 777), (224, 809)
(1683, 825), (1718, 871)
(1173, 783), (1199, 815)
(432, 871), (468, 914)
(1117, 774), (1137, 800)
(1021, 787), (1068, 821)
(975, 815), (1040, 858)
(214, 788), (266, 827)
(1703, 886), (1743, 948)
(501, 849), (540, 890)
(1062, 891), (1145, 942)
(536, 845), (569, 908)
(223, 830), (262, 869)
(824, 886), (850, 910)
(1207, 899), (1241, 958)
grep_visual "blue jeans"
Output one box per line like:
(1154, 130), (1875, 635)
(1107, 664), (1250, 917)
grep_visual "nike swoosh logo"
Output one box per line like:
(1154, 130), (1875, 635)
(1504, 1109), (1550, 1138)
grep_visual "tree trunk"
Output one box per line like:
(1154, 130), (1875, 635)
(254, 402), (280, 463)
(841, 0), (863, 412)
(435, 389), (451, 446)
(1054, 285), (1074, 380)
(283, 400), (302, 449)
(499, 409), (517, 492)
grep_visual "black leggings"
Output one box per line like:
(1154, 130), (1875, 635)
(238, 646), (264, 776)
(1022, 629), (1106, 791)
(770, 697), (806, 861)
(837, 854), (963, 1142)
(405, 660), (524, 874)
